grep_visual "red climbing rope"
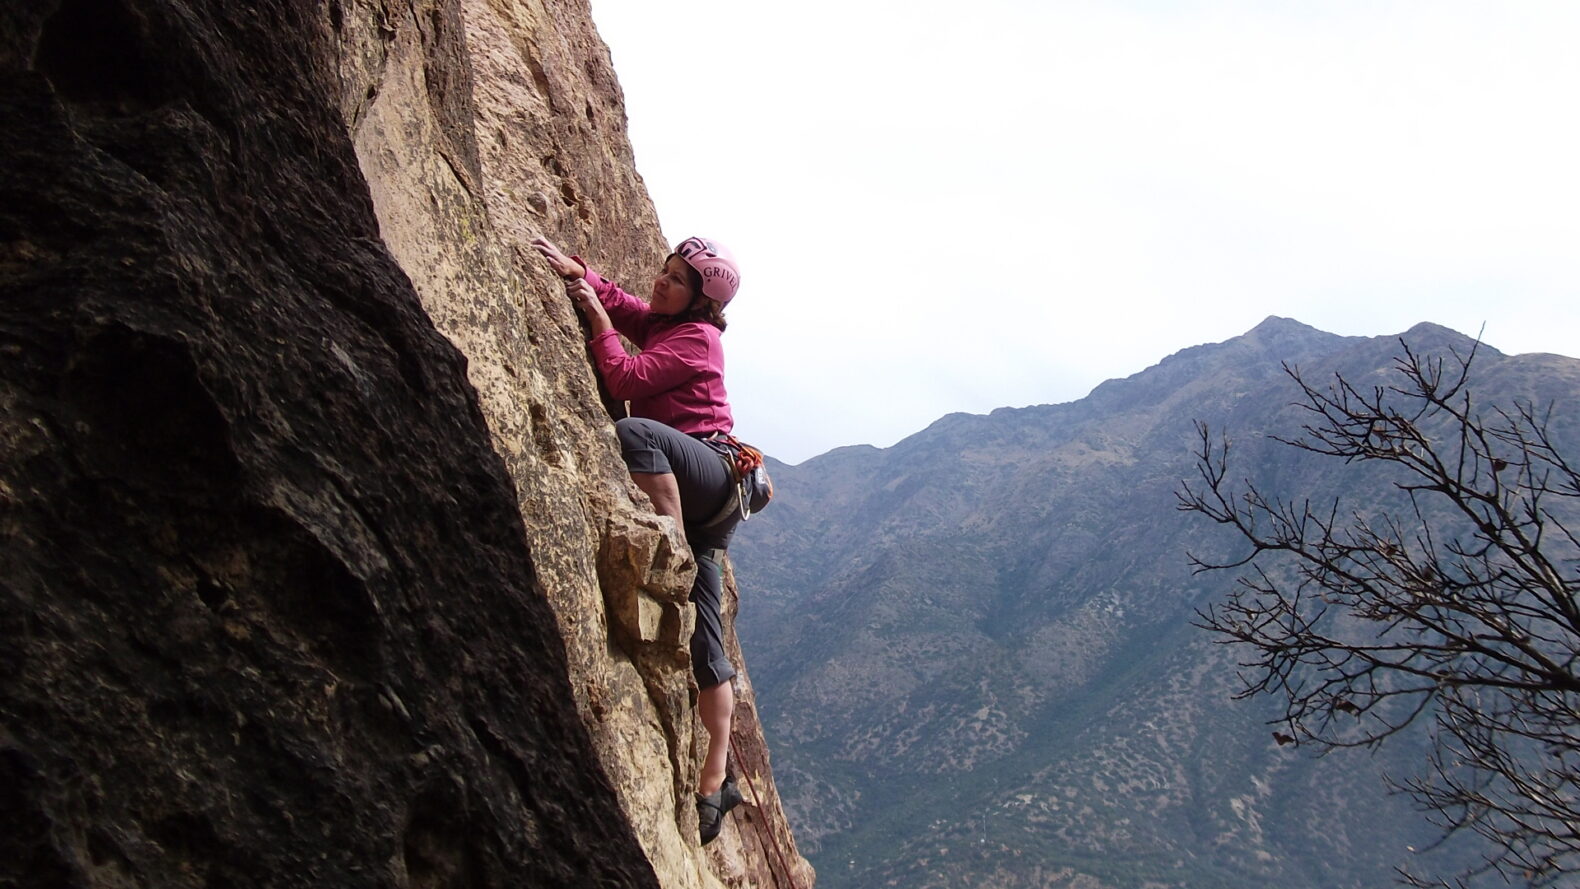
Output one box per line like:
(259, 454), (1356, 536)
(728, 734), (801, 889)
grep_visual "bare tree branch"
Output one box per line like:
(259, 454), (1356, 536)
(1178, 341), (1580, 886)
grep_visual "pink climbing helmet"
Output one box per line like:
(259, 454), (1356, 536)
(675, 236), (741, 305)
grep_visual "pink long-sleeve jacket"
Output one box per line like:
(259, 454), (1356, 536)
(583, 267), (733, 437)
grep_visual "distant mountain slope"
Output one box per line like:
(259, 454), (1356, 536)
(730, 318), (1579, 889)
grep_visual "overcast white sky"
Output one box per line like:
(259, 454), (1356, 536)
(586, 1), (1578, 465)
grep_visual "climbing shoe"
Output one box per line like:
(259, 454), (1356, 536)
(697, 776), (743, 846)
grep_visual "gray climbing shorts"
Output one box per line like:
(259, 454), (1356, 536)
(615, 417), (742, 688)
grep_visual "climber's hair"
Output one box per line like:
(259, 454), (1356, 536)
(669, 253), (727, 332)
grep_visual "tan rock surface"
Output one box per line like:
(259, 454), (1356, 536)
(339, 0), (813, 885)
(0, 0), (807, 884)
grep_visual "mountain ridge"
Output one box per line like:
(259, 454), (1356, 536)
(732, 317), (1570, 889)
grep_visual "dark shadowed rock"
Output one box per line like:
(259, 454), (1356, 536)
(1, 1), (808, 887)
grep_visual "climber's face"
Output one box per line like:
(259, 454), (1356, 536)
(650, 255), (702, 315)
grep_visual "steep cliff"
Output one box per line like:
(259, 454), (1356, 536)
(0, 1), (809, 887)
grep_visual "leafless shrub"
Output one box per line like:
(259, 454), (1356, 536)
(1179, 342), (1580, 887)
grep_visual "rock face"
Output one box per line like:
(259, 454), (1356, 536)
(1, 1), (808, 887)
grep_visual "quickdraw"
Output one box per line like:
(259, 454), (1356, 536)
(702, 434), (775, 527)
(713, 434), (765, 479)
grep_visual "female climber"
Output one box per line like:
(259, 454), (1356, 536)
(531, 234), (747, 845)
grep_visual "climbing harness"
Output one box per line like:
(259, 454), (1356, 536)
(701, 434), (774, 528)
(728, 734), (802, 889)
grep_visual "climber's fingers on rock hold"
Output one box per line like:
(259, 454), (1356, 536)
(530, 237), (578, 278)
(566, 277), (597, 309)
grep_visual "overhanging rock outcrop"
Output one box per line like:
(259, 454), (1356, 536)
(0, 1), (811, 887)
